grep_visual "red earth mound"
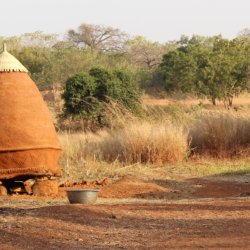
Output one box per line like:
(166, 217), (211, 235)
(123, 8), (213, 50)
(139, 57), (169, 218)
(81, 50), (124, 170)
(59, 175), (250, 200)
(60, 175), (169, 198)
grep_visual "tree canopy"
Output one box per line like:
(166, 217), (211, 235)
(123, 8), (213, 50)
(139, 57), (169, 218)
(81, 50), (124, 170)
(160, 36), (250, 106)
(1, 25), (250, 108)
(67, 23), (128, 52)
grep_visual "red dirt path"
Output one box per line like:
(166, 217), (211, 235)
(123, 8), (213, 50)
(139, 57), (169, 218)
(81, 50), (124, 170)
(0, 200), (249, 249)
(0, 175), (250, 249)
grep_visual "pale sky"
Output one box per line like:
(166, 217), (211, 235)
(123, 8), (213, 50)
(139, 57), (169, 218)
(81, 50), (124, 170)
(1, 0), (250, 42)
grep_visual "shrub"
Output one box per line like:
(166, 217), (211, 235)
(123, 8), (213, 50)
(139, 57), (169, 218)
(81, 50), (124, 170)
(63, 72), (101, 117)
(89, 67), (140, 110)
(114, 70), (141, 111)
(89, 67), (113, 101)
(63, 67), (141, 124)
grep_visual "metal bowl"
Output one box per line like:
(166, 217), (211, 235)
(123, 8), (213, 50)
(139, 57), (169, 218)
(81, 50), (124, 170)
(66, 189), (100, 204)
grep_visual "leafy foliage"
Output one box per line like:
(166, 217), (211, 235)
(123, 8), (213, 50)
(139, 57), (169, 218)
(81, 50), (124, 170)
(64, 73), (100, 117)
(160, 36), (250, 106)
(63, 67), (140, 120)
(1, 27), (250, 108)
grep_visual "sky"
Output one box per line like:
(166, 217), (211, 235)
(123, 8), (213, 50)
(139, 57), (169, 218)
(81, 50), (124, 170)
(1, 0), (250, 43)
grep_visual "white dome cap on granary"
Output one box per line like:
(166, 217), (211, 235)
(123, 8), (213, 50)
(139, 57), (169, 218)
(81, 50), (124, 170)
(0, 43), (28, 72)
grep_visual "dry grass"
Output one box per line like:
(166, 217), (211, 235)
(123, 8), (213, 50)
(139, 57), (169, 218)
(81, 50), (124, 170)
(60, 121), (188, 165)
(58, 129), (250, 182)
(58, 124), (250, 182)
(58, 121), (188, 180)
(142, 92), (250, 108)
(57, 93), (250, 181)
(59, 112), (250, 180)
(189, 112), (250, 157)
(95, 122), (188, 164)
(58, 131), (156, 181)
(165, 158), (250, 177)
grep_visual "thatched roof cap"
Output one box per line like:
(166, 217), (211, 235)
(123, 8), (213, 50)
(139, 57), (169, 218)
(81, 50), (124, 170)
(0, 44), (28, 73)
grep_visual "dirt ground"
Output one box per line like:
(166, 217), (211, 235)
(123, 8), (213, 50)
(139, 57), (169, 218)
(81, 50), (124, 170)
(0, 174), (250, 249)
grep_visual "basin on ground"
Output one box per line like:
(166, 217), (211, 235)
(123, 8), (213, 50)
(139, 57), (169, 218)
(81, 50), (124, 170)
(66, 189), (100, 204)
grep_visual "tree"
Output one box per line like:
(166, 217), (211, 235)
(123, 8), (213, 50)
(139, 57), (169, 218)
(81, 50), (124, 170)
(0, 36), (22, 51)
(11, 46), (53, 89)
(160, 49), (197, 92)
(159, 36), (209, 93)
(197, 37), (250, 107)
(89, 67), (140, 110)
(160, 36), (250, 106)
(238, 28), (250, 38)
(20, 31), (59, 48)
(125, 36), (176, 69)
(67, 23), (128, 52)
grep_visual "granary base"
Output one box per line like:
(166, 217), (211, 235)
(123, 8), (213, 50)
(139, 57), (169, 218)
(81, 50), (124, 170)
(1, 177), (59, 196)
(0, 148), (61, 179)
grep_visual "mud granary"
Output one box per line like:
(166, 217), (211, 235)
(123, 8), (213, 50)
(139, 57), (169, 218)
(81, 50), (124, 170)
(0, 44), (61, 195)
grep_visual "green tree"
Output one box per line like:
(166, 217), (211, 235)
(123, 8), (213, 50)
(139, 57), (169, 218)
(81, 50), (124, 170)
(160, 46), (198, 92)
(160, 35), (250, 106)
(89, 67), (113, 101)
(197, 37), (250, 106)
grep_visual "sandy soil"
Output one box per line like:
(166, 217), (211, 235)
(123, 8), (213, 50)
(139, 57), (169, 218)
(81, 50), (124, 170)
(0, 175), (250, 249)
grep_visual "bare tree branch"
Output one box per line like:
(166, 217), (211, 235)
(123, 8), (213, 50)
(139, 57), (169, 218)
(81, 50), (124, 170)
(67, 23), (128, 52)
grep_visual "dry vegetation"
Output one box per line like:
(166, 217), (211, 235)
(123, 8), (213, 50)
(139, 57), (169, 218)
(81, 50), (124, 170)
(90, 122), (188, 164)
(56, 94), (250, 181)
(59, 122), (188, 181)
(189, 112), (250, 157)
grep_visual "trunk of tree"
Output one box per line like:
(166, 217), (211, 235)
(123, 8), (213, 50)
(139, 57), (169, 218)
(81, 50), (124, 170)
(212, 97), (216, 105)
(223, 96), (233, 109)
(228, 97), (233, 107)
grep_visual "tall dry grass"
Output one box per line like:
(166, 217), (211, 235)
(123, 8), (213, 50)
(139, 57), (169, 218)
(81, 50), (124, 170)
(94, 122), (188, 164)
(59, 121), (188, 179)
(58, 106), (250, 181)
(189, 112), (250, 157)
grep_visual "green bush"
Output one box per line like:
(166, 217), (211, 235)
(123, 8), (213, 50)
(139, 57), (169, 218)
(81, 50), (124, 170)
(64, 73), (101, 117)
(89, 67), (113, 101)
(63, 67), (141, 121)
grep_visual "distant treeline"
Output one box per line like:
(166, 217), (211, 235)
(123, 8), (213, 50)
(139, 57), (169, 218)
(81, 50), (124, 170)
(1, 24), (250, 108)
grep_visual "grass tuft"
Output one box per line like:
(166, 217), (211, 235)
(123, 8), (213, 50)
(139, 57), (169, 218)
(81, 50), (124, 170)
(58, 121), (188, 180)
(189, 112), (250, 157)
(96, 122), (188, 164)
